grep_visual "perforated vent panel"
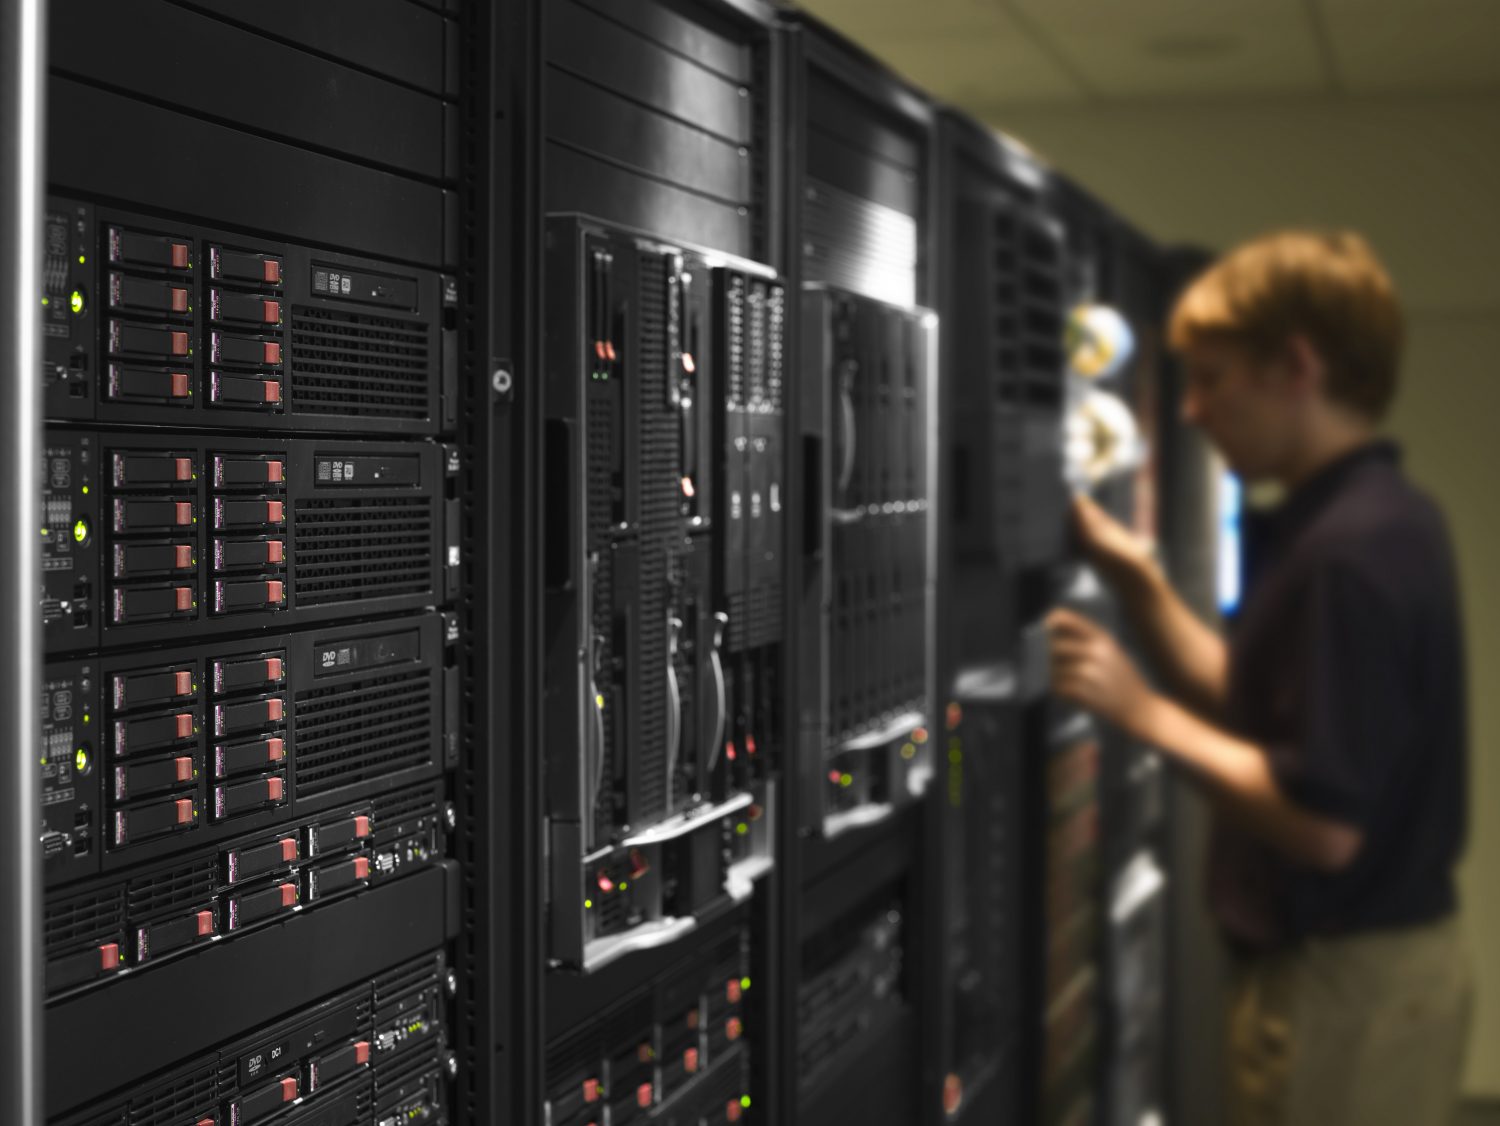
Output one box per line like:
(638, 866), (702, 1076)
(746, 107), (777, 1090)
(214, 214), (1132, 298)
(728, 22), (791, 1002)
(374, 952), (442, 1007)
(288, 305), (431, 420)
(990, 204), (1067, 566)
(371, 781), (443, 830)
(127, 1066), (217, 1126)
(46, 886), (125, 955)
(292, 496), (434, 606)
(725, 275), (746, 407)
(127, 857), (216, 920)
(586, 394), (616, 536)
(635, 250), (674, 825)
(294, 669), (434, 797)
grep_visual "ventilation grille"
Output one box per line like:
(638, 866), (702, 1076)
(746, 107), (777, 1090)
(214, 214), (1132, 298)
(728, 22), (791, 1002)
(374, 952), (443, 1008)
(72, 1109), (127, 1126)
(725, 275), (746, 407)
(746, 283), (768, 408)
(373, 1052), (439, 1104)
(546, 1024), (600, 1095)
(635, 251), (674, 825)
(294, 669), (434, 797)
(292, 496), (433, 605)
(736, 581), (782, 652)
(586, 390), (617, 538)
(127, 856), (216, 920)
(371, 780), (443, 831)
(128, 1065), (216, 1126)
(288, 305), (431, 420)
(46, 886), (125, 955)
(764, 283), (786, 410)
(740, 278), (787, 410)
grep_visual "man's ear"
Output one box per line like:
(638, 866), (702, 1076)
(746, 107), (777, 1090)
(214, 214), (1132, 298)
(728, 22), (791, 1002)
(1281, 333), (1328, 401)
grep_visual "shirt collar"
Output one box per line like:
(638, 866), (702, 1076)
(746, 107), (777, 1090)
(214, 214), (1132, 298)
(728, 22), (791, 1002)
(1235, 440), (1397, 587)
(1257, 439), (1400, 546)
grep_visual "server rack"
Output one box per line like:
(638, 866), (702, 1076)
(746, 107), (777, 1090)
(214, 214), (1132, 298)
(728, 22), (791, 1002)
(951, 169), (1097, 1126)
(537, 4), (785, 1124)
(1052, 176), (1183, 1126)
(780, 13), (939, 1124)
(40, 4), (467, 1124)
(9, 7), (1207, 1125)
(449, 0), (536, 1122)
(931, 109), (1055, 1125)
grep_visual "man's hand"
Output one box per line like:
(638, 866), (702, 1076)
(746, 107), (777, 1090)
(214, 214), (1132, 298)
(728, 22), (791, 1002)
(1046, 606), (1160, 739)
(1071, 493), (1156, 593)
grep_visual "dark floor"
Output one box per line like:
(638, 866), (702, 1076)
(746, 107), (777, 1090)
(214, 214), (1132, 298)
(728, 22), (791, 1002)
(1458, 1103), (1500, 1126)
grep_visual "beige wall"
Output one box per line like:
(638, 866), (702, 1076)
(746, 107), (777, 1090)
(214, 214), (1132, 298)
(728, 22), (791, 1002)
(982, 92), (1500, 1096)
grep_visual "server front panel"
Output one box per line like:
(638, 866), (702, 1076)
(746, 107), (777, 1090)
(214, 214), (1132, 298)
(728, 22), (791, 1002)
(542, 216), (782, 975)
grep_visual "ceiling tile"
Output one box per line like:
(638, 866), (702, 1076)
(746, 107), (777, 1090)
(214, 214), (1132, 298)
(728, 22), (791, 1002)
(1002, 0), (1329, 97)
(798, 0), (1015, 39)
(857, 32), (1086, 105)
(799, 0), (1086, 105)
(1317, 0), (1500, 93)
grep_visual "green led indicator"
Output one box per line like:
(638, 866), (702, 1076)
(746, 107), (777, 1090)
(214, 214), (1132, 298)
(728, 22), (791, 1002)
(741, 1096), (752, 1109)
(38, 528), (48, 537)
(618, 880), (628, 891)
(81, 485), (89, 495)
(70, 289), (85, 315)
(740, 976), (751, 991)
(74, 747), (89, 773)
(735, 822), (748, 836)
(839, 772), (853, 788)
(82, 714), (91, 725)
(77, 254), (85, 265)
(584, 898), (593, 909)
(40, 296), (49, 306)
(72, 518), (89, 544)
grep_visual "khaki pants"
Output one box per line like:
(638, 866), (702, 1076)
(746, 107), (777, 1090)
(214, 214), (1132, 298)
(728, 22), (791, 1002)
(1227, 916), (1473, 1126)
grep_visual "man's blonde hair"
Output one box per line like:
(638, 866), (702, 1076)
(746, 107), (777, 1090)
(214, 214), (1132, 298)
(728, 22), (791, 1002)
(1168, 230), (1403, 420)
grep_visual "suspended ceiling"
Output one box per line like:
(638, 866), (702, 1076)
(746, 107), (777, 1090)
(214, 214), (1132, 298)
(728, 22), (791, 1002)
(791, 0), (1500, 110)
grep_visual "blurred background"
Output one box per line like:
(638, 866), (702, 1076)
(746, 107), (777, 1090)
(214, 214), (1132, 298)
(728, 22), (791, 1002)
(795, 0), (1500, 1115)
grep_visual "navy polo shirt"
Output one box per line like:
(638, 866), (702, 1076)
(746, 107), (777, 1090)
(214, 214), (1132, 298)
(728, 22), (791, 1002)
(1209, 441), (1468, 950)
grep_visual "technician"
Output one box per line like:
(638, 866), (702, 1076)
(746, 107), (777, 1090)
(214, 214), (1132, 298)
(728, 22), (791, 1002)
(1047, 231), (1472, 1125)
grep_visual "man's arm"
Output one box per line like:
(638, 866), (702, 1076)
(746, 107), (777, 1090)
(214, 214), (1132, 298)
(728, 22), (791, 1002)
(1048, 607), (1362, 872)
(1133, 694), (1362, 871)
(1071, 494), (1229, 717)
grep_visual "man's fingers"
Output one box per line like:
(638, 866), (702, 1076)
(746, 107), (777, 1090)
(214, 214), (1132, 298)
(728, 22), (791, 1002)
(1049, 638), (1097, 664)
(1044, 607), (1101, 638)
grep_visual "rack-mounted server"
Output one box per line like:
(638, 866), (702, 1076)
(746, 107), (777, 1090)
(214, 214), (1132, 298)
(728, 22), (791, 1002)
(796, 286), (936, 841)
(542, 215), (783, 973)
(53, 950), (454, 1126)
(544, 920), (755, 1125)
